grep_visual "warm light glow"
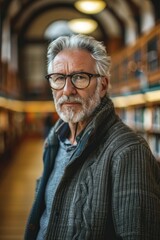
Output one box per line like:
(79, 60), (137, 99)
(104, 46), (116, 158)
(75, 0), (106, 14)
(68, 18), (97, 34)
(0, 97), (55, 112)
(145, 90), (160, 102)
(112, 90), (160, 108)
(112, 94), (145, 108)
(24, 101), (55, 113)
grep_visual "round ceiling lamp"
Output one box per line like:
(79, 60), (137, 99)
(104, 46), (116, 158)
(75, 0), (106, 14)
(68, 18), (98, 34)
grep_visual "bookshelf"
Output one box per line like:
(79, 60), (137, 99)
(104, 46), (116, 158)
(115, 105), (160, 160)
(0, 108), (25, 161)
(111, 23), (160, 162)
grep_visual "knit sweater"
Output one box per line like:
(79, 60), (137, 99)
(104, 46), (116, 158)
(25, 96), (160, 240)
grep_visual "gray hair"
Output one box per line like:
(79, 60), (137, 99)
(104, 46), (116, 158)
(47, 34), (111, 83)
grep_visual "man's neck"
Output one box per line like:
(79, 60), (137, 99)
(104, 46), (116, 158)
(68, 118), (91, 145)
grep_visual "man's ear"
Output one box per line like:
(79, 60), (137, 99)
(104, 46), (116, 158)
(100, 77), (108, 98)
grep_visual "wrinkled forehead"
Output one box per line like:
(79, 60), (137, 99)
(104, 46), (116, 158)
(49, 48), (97, 73)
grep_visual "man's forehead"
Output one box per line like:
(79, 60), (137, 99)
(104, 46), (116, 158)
(52, 49), (95, 71)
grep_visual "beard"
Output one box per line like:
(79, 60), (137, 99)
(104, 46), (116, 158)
(53, 82), (102, 123)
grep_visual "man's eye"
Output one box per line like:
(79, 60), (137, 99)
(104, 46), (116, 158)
(55, 76), (65, 81)
(74, 74), (85, 80)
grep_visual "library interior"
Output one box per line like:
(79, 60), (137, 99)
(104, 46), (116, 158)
(0, 0), (160, 239)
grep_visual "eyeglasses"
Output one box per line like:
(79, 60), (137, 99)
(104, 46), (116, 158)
(45, 71), (102, 90)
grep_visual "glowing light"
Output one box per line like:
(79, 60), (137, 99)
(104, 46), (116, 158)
(75, 0), (106, 14)
(68, 18), (98, 34)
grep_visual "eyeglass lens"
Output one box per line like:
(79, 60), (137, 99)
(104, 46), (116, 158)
(49, 73), (91, 89)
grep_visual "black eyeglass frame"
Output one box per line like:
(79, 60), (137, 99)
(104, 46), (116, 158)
(45, 71), (102, 90)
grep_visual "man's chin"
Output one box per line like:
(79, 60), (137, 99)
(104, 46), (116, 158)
(58, 111), (86, 123)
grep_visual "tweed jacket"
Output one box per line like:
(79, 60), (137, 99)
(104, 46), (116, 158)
(25, 97), (160, 240)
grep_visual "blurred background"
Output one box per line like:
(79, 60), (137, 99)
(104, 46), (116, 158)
(0, 0), (160, 239)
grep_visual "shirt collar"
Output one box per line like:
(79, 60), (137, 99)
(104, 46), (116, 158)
(55, 121), (83, 143)
(55, 122), (70, 142)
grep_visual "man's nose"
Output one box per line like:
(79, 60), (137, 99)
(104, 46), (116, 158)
(63, 77), (77, 95)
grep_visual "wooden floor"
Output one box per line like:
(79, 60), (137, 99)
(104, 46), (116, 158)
(0, 137), (43, 240)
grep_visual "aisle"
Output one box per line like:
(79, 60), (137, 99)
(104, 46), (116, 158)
(0, 137), (43, 240)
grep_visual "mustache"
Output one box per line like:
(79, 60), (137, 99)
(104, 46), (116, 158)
(56, 95), (84, 105)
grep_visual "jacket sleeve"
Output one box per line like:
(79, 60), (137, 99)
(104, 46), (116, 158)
(111, 144), (160, 240)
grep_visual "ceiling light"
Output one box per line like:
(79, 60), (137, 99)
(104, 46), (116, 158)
(75, 0), (106, 14)
(68, 18), (98, 34)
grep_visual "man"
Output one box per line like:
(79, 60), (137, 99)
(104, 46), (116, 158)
(25, 34), (160, 240)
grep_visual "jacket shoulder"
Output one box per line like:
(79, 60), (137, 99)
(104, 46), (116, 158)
(106, 120), (151, 156)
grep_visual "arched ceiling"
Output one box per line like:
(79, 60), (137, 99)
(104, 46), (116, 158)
(10, 1), (121, 41)
(1, 0), (158, 45)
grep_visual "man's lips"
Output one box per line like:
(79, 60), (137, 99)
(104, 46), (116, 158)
(61, 101), (81, 106)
